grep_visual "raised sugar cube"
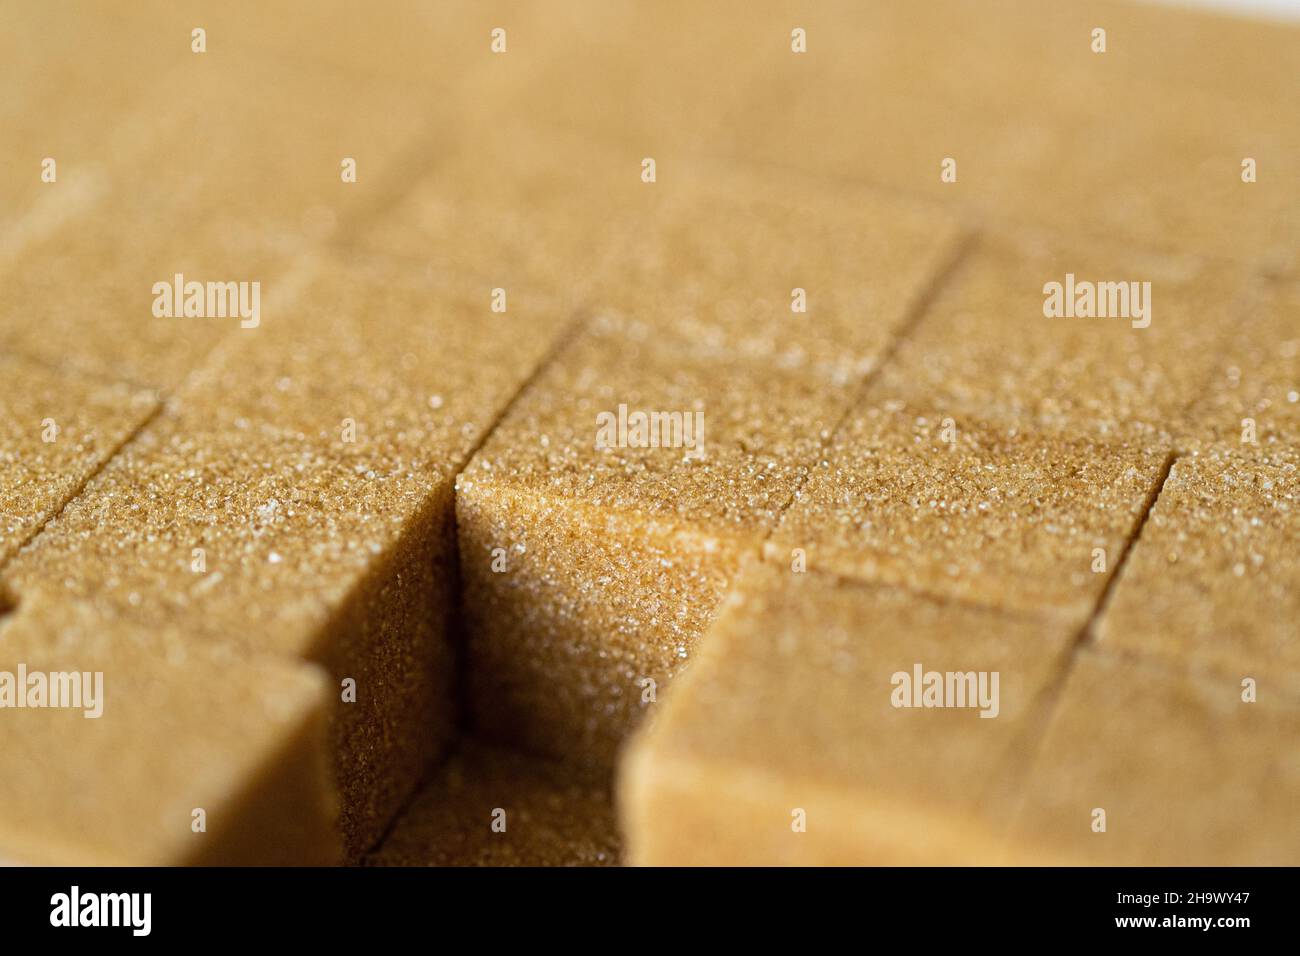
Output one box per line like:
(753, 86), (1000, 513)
(619, 560), (1074, 864)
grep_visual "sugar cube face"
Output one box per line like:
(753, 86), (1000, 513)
(581, 168), (969, 387)
(770, 395), (1171, 626)
(0, 8), (186, 233)
(1007, 649), (1300, 865)
(366, 740), (619, 867)
(0, 597), (338, 865)
(1, 53), (452, 392)
(620, 561), (1074, 865)
(875, 229), (1252, 444)
(0, 355), (156, 565)
(1181, 282), (1300, 450)
(1096, 445), (1300, 685)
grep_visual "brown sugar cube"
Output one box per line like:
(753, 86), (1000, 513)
(366, 740), (619, 867)
(693, 1), (1300, 273)
(0, 355), (156, 565)
(768, 396), (1171, 626)
(4, 250), (575, 856)
(584, 166), (969, 386)
(0, 5), (186, 235)
(345, 121), (665, 319)
(1183, 281), (1300, 450)
(619, 560), (1074, 865)
(199, 0), (561, 93)
(0, 596), (338, 865)
(874, 229), (1254, 444)
(1095, 444), (1300, 685)
(458, 332), (852, 767)
(1006, 649), (1300, 865)
(440, 3), (792, 171)
(1, 50), (452, 393)
(347, 120), (967, 387)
